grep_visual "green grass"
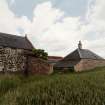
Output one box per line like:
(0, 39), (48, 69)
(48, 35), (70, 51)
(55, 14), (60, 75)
(0, 67), (105, 105)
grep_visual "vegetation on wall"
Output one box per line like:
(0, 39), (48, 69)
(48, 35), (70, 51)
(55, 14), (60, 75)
(32, 49), (48, 60)
(0, 67), (105, 105)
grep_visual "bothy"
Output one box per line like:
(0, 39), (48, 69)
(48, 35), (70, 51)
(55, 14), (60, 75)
(54, 41), (105, 72)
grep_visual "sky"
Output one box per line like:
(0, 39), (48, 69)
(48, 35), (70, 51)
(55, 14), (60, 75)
(0, 0), (105, 57)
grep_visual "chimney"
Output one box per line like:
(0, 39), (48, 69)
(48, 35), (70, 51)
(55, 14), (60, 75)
(78, 41), (82, 49)
(25, 34), (27, 38)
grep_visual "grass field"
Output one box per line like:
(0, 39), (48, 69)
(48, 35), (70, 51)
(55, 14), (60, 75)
(0, 67), (105, 105)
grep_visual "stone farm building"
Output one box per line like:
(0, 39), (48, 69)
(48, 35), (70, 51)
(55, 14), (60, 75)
(54, 41), (105, 72)
(0, 32), (53, 74)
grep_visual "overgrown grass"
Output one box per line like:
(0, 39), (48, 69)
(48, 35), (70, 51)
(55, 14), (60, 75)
(0, 67), (105, 105)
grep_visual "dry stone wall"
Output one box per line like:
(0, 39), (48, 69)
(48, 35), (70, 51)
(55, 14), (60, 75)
(0, 48), (26, 72)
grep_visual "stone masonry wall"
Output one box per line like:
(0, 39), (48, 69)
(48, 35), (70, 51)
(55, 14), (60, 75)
(75, 59), (105, 72)
(28, 56), (53, 75)
(0, 48), (26, 72)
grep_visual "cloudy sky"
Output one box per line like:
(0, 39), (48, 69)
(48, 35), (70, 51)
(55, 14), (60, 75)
(0, 0), (105, 57)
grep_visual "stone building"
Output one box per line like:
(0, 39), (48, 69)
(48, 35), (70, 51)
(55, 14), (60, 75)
(0, 32), (53, 74)
(54, 41), (105, 72)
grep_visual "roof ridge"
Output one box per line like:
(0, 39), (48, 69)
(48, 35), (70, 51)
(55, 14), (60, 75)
(64, 49), (77, 58)
(77, 48), (82, 58)
(25, 36), (34, 49)
(0, 32), (25, 38)
(86, 49), (104, 59)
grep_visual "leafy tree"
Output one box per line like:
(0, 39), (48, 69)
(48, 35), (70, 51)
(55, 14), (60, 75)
(32, 49), (48, 60)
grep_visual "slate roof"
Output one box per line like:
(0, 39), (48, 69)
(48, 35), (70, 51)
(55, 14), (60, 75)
(0, 32), (34, 50)
(54, 48), (104, 68)
(78, 49), (103, 60)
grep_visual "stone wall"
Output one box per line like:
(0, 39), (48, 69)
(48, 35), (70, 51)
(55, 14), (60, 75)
(0, 48), (26, 72)
(75, 59), (105, 72)
(28, 56), (53, 75)
(0, 47), (53, 75)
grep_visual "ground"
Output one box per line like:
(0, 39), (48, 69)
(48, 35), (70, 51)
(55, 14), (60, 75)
(0, 67), (105, 105)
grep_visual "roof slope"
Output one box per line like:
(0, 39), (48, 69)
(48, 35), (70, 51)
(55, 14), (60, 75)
(78, 49), (103, 59)
(54, 48), (104, 68)
(0, 32), (34, 50)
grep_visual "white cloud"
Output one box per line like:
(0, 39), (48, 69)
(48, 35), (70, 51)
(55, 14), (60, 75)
(24, 2), (84, 56)
(37, 17), (83, 56)
(0, 0), (30, 35)
(28, 2), (64, 43)
(0, 0), (16, 33)
(0, 0), (105, 58)
(81, 0), (105, 57)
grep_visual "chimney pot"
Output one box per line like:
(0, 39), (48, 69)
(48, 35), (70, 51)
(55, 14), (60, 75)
(78, 41), (82, 49)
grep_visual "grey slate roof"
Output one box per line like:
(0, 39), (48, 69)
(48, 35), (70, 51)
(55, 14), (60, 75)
(78, 49), (103, 60)
(0, 32), (34, 50)
(54, 48), (104, 68)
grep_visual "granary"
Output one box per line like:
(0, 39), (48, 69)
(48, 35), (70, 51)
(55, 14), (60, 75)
(54, 41), (105, 72)
(0, 32), (53, 74)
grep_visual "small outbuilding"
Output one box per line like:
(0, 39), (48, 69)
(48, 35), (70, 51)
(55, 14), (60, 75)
(54, 41), (105, 72)
(0, 32), (53, 74)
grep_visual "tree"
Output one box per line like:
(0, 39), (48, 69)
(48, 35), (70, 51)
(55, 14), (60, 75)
(32, 49), (48, 60)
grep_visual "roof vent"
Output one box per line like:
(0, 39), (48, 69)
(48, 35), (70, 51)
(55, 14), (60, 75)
(78, 41), (82, 49)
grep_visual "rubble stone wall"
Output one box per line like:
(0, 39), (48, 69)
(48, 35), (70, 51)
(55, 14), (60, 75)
(0, 48), (53, 75)
(0, 47), (26, 72)
(75, 59), (105, 72)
